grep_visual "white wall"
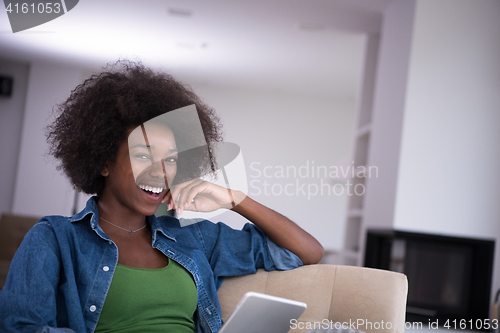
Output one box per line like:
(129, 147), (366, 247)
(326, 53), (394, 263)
(12, 62), (83, 217)
(194, 85), (357, 250)
(0, 59), (29, 215)
(394, 0), (500, 301)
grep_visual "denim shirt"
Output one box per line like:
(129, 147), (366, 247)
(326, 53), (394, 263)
(0, 197), (303, 333)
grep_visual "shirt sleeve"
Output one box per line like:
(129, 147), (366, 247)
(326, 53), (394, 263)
(194, 221), (303, 289)
(0, 220), (76, 333)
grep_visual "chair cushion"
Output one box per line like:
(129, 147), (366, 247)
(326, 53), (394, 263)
(0, 213), (39, 260)
(218, 265), (407, 333)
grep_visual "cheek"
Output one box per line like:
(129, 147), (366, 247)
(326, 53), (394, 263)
(130, 161), (152, 182)
(165, 164), (177, 179)
(159, 163), (176, 188)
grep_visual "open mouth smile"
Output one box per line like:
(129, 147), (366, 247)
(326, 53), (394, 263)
(138, 184), (168, 200)
(138, 184), (165, 194)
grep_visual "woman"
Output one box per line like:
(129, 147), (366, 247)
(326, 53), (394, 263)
(0, 61), (323, 332)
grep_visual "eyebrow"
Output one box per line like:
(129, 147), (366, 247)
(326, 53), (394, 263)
(129, 144), (178, 153)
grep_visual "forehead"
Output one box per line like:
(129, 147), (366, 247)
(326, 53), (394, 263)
(128, 122), (175, 146)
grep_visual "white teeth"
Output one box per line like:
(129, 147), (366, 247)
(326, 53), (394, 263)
(139, 185), (164, 193)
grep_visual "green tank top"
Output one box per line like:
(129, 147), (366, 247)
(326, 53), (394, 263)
(95, 259), (197, 333)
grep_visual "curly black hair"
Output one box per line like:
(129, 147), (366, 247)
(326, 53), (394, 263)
(47, 61), (223, 195)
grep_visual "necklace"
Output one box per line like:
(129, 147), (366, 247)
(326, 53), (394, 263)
(99, 217), (147, 234)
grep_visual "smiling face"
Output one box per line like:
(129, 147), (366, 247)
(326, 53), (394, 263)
(128, 122), (178, 196)
(100, 122), (177, 217)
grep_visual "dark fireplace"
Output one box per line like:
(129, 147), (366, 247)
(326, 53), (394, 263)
(364, 229), (495, 329)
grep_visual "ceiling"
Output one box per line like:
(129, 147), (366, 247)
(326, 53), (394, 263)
(0, 0), (393, 98)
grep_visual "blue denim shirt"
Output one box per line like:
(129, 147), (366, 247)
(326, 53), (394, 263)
(0, 196), (302, 333)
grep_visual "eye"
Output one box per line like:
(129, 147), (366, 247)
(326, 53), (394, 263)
(164, 157), (177, 164)
(134, 154), (150, 160)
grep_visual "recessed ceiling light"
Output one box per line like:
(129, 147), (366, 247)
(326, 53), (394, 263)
(175, 42), (209, 50)
(168, 8), (192, 17)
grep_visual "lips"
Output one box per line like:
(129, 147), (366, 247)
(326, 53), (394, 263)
(138, 184), (165, 194)
(137, 184), (167, 201)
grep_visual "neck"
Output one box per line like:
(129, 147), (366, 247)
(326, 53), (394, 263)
(97, 194), (147, 232)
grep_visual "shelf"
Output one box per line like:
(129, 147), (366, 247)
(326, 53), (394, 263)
(356, 123), (371, 138)
(353, 134), (370, 167)
(344, 216), (362, 252)
(342, 250), (359, 259)
(342, 250), (360, 266)
(351, 164), (368, 178)
(347, 209), (363, 218)
(347, 176), (366, 211)
(342, 35), (382, 268)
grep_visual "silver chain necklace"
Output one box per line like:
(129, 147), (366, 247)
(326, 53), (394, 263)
(99, 217), (147, 234)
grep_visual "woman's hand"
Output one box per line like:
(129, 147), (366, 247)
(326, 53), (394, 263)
(162, 179), (245, 215)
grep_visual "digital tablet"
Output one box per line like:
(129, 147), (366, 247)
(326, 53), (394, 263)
(218, 291), (307, 333)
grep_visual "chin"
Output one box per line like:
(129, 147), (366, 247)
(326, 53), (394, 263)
(138, 203), (161, 217)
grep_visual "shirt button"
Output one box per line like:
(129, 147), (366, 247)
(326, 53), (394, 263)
(103, 266), (109, 272)
(90, 305), (96, 312)
(108, 241), (112, 245)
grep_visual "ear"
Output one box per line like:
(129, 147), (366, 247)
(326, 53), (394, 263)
(101, 167), (109, 177)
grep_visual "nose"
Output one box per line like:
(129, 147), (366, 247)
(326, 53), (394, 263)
(148, 161), (166, 180)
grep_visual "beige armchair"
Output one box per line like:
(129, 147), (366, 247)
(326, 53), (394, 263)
(218, 265), (408, 333)
(0, 213), (39, 289)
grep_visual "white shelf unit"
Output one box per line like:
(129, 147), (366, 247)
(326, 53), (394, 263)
(344, 215), (362, 252)
(341, 5), (417, 267)
(341, 35), (379, 266)
(342, 128), (371, 266)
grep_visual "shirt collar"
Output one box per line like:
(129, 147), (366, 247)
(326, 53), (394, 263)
(149, 213), (177, 242)
(68, 196), (98, 227)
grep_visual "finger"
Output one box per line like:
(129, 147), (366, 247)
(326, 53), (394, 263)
(183, 197), (198, 212)
(160, 189), (171, 205)
(169, 179), (198, 205)
(177, 179), (204, 211)
(177, 180), (204, 214)
(168, 196), (176, 211)
(166, 193), (176, 211)
(171, 179), (200, 215)
(184, 182), (210, 210)
(162, 190), (177, 211)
